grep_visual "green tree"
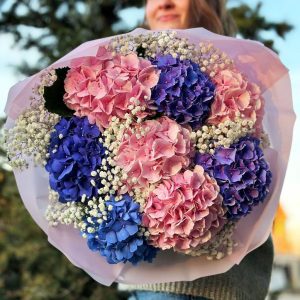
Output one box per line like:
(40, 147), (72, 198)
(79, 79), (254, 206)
(229, 2), (293, 51)
(0, 0), (142, 75)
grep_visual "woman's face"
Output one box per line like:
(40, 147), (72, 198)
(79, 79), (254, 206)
(146, 0), (190, 30)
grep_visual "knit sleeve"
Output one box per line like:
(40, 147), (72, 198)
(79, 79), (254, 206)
(122, 236), (274, 300)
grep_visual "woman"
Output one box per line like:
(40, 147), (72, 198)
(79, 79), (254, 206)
(125, 1), (274, 299)
(144, 0), (237, 35)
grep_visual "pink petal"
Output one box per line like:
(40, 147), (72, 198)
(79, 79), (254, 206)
(151, 139), (174, 159)
(96, 46), (113, 60)
(141, 161), (162, 183)
(237, 91), (250, 109)
(163, 156), (183, 176)
(87, 81), (107, 99)
(121, 53), (139, 70)
(139, 66), (159, 88)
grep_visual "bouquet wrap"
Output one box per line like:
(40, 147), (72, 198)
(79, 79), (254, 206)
(4, 28), (295, 286)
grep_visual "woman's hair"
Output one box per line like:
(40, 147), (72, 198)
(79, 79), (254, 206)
(144, 0), (237, 37)
(189, 0), (236, 36)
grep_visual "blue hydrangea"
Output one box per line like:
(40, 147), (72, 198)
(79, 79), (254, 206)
(85, 194), (157, 265)
(195, 136), (272, 219)
(150, 54), (215, 129)
(45, 116), (106, 203)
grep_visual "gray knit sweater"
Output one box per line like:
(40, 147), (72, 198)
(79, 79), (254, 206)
(123, 237), (274, 300)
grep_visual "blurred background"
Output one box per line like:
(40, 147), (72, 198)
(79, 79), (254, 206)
(0, 0), (299, 299)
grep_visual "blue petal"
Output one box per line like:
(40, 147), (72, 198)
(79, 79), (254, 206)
(116, 227), (129, 241)
(129, 240), (138, 253)
(106, 231), (117, 244)
(51, 159), (64, 173)
(58, 162), (75, 180)
(125, 224), (138, 235)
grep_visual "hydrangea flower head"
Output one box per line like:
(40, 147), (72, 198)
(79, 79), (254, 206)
(150, 54), (215, 129)
(63, 46), (159, 129)
(195, 135), (272, 219)
(45, 116), (106, 202)
(142, 165), (226, 252)
(116, 116), (192, 191)
(85, 194), (157, 264)
(208, 69), (262, 131)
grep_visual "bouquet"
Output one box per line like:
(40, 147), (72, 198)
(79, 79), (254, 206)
(4, 28), (295, 285)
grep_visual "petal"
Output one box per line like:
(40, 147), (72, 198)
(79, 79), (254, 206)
(106, 231), (118, 244)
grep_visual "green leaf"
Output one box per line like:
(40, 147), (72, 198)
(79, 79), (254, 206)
(44, 67), (75, 117)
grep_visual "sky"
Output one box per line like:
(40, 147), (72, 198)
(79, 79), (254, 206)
(0, 0), (299, 236)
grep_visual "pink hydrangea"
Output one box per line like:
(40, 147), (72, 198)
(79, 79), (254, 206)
(63, 46), (159, 129)
(142, 165), (226, 251)
(207, 69), (262, 127)
(115, 116), (192, 190)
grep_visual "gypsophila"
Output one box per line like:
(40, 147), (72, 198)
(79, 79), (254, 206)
(109, 31), (197, 61)
(190, 116), (254, 154)
(131, 185), (156, 211)
(198, 42), (234, 77)
(4, 103), (60, 169)
(46, 188), (85, 228)
(97, 97), (148, 198)
(109, 31), (233, 79)
(35, 69), (58, 99)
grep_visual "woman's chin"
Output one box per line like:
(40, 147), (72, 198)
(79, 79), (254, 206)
(152, 22), (185, 30)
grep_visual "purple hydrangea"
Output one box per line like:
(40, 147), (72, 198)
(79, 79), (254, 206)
(86, 194), (157, 265)
(150, 54), (215, 128)
(195, 136), (272, 219)
(45, 116), (106, 203)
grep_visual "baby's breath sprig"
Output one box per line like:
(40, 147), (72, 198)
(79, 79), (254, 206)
(136, 226), (152, 240)
(92, 96), (157, 210)
(198, 42), (234, 77)
(185, 221), (237, 260)
(93, 97), (147, 200)
(4, 69), (60, 170)
(109, 31), (197, 61)
(132, 184), (156, 211)
(4, 103), (60, 169)
(109, 31), (233, 80)
(34, 69), (57, 100)
(190, 116), (254, 154)
(46, 189), (85, 228)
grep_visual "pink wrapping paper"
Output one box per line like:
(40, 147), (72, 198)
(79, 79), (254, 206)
(4, 28), (296, 286)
